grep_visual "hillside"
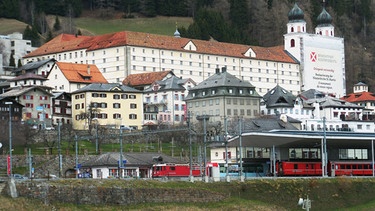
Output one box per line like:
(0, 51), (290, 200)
(1, 1), (375, 93)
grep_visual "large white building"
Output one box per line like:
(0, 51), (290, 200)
(23, 31), (299, 97)
(22, 4), (345, 98)
(284, 3), (346, 97)
(0, 32), (36, 72)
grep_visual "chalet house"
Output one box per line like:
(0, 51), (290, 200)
(0, 86), (53, 127)
(0, 72), (54, 127)
(52, 92), (72, 125)
(0, 97), (23, 122)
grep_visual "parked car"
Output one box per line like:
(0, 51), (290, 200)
(13, 174), (28, 180)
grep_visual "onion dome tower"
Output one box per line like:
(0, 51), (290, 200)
(315, 6), (334, 36)
(287, 3), (306, 33)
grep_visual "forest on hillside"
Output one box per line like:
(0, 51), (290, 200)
(0, 0), (375, 93)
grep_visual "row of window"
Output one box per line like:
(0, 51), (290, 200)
(189, 98), (258, 108)
(74, 93), (137, 99)
(75, 103), (137, 110)
(76, 113), (137, 120)
(192, 108), (258, 117)
(132, 47), (297, 69)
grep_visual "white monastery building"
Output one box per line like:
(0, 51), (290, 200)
(23, 3), (345, 97)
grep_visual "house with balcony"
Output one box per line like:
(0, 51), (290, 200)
(71, 83), (143, 130)
(143, 75), (195, 128)
(0, 72), (54, 127)
(341, 82), (375, 120)
(52, 92), (72, 125)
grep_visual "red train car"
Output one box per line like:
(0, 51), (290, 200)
(329, 161), (374, 176)
(152, 163), (201, 177)
(277, 161), (323, 176)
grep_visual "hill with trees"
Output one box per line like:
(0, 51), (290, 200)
(0, 0), (374, 92)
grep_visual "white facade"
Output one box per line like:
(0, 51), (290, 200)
(46, 64), (83, 93)
(284, 6), (346, 97)
(143, 78), (194, 125)
(91, 166), (141, 179)
(0, 32), (36, 67)
(24, 34), (300, 97)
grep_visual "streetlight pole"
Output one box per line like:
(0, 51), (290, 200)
(75, 135), (78, 179)
(239, 117), (244, 182)
(119, 128), (123, 178)
(5, 102), (12, 177)
(323, 116), (327, 177)
(188, 111), (194, 182)
(58, 122), (62, 178)
(196, 115), (209, 182)
(224, 116), (230, 182)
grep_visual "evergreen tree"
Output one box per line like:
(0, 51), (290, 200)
(46, 30), (53, 42)
(0, 0), (20, 19)
(17, 59), (22, 68)
(143, 0), (157, 17)
(9, 53), (16, 67)
(229, 0), (249, 30)
(53, 16), (61, 31)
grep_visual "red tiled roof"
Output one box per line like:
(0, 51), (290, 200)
(123, 70), (173, 86)
(56, 62), (108, 84)
(25, 34), (91, 58)
(25, 31), (297, 64)
(341, 91), (375, 102)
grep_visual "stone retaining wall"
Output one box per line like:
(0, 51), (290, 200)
(8, 182), (226, 205)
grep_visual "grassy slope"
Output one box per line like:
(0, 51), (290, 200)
(0, 16), (193, 37)
(74, 16), (193, 36)
(0, 18), (28, 35)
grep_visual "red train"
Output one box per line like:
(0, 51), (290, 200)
(152, 163), (201, 177)
(277, 161), (375, 177)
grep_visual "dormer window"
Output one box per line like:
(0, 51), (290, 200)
(228, 89), (233, 94)
(153, 84), (159, 91)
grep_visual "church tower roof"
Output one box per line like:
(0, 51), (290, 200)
(317, 7), (333, 26)
(288, 3), (304, 22)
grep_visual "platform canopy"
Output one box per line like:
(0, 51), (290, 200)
(226, 130), (375, 149)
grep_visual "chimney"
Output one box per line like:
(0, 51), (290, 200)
(221, 67), (227, 73)
(87, 65), (91, 75)
(215, 68), (220, 74)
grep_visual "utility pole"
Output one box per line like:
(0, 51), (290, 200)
(239, 117), (244, 182)
(75, 135), (78, 179)
(224, 116), (230, 182)
(119, 129), (123, 178)
(188, 111), (194, 182)
(58, 122), (62, 178)
(5, 101), (12, 177)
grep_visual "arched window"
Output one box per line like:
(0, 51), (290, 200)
(291, 27), (294, 32)
(290, 39), (295, 47)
